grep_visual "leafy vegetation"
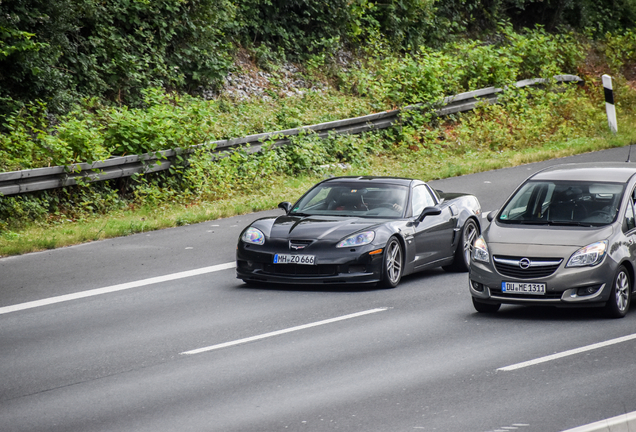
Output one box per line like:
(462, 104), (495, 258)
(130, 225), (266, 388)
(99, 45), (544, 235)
(0, 27), (592, 170)
(0, 0), (236, 117)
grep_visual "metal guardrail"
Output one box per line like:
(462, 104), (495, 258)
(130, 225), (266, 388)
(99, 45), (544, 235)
(0, 75), (582, 196)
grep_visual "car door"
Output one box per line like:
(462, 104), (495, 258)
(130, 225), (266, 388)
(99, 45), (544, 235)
(411, 185), (456, 269)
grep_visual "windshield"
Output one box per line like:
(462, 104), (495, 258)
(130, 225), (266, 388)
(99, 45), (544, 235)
(497, 180), (624, 226)
(290, 183), (408, 218)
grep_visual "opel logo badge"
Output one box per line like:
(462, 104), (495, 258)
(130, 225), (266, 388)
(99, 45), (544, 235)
(519, 258), (531, 269)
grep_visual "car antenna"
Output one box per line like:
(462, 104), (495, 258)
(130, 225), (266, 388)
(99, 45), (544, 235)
(627, 142), (635, 162)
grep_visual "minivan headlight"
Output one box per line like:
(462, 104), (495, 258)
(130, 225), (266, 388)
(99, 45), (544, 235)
(472, 236), (490, 263)
(566, 241), (608, 267)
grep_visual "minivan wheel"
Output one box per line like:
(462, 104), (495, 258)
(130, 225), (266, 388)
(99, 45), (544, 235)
(472, 297), (501, 313)
(604, 265), (631, 318)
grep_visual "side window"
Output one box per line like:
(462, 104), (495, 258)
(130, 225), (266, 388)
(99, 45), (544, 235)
(625, 188), (636, 232)
(412, 185), (435, 216)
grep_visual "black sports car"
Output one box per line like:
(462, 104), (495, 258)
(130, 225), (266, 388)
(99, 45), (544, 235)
(236, 176), (482, 288)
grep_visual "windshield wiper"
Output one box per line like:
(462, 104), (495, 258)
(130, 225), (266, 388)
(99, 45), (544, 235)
(546, 220), (597, 227)
(499, 220), (550, 225)
(500, 219), (597, 227)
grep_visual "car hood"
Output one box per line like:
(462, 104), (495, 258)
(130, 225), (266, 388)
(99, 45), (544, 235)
(485, 222), (615, 247)
(252, 215), (388, 242)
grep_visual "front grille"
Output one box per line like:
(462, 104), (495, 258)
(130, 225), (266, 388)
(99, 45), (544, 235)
(493, 255), (562, 279)
(263, 264), (338, 277)
(289, 240), (313, 251)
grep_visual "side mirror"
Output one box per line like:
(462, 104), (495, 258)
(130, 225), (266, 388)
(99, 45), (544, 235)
(418, 206), (442, 222)
(487, 210), (497, 222)
(278, 202), (293, 214)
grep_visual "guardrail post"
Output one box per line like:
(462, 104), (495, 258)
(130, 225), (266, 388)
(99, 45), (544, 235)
(602, 74), (618, 133)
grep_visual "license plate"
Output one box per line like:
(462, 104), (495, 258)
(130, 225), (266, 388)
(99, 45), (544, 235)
(502, 282), (546, 295)
(273, 254), (316, 265)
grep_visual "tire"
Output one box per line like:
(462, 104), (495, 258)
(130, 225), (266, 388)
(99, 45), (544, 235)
(378, 237), (403, 289)
(603, 265), (631, 318)
(444, 218), (479, 272)
(472, 297), (501, 313)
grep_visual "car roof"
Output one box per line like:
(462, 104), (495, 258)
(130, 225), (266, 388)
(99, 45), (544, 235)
(531, 162), (636, 183)
(320, 176), (417, 186)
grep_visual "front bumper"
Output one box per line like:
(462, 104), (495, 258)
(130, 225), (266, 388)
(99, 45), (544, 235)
(236, 242), (385, 285)
(469, 256), (616, 308)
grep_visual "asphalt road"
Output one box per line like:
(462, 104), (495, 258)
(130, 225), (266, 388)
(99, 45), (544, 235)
(2, 147), (636, 432)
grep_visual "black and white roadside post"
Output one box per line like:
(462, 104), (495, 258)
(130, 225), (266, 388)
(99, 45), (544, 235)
(602, 74), (618, 133)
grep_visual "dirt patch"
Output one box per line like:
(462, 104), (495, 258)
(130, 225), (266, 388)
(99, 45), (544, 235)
(201, 50), (326, 100)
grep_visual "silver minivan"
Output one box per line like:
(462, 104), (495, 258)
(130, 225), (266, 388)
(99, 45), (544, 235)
(469, 162), (636, 318)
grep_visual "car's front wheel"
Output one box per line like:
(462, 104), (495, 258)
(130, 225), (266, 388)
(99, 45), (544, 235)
(472, 297), (501, 313)
(378, 237), (403, 289)
(604, 265), (631, 318)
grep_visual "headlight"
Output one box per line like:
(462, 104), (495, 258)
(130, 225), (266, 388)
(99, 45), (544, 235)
(337, 231), (375, 248)
(241, 227), (265, 245)
(472, 236), (490, 263)
(566, 241), (607, 267)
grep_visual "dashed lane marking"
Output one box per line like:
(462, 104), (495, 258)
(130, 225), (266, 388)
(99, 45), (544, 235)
(0, 262), (236, 315)
(498, 333), (636, 371)
(181, 308), (389, 355)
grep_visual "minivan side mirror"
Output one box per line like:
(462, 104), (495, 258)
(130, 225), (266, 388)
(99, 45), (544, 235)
(278, 202), (293, 214)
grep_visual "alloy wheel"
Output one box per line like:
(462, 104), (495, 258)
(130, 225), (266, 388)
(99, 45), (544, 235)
(615, 270), (630, 312)
(462, 220), (479, 265)
(386, 239), (403, 285)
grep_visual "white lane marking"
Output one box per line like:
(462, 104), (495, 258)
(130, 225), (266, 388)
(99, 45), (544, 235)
(181, 308), (389, 355)
(560, 410), (636, 432)
(498, 333), (636, 371)
(0, 262), (236, 316)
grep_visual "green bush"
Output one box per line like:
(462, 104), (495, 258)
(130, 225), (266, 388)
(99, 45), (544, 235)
(0, 0), (235, 118)
(0, 102), (73, 171)
(604, 30), (636, 73)
(436, 0), (636, 36)
(340, 27), (585, 107)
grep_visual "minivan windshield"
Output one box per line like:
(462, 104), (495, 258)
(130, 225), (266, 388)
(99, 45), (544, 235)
(497, 180), (624, 226)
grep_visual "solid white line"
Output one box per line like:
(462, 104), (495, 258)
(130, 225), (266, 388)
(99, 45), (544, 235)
(0, 262), (236, 316)
(181, 308), (389, 355)
(498, 333), (636, 371)
(560, 410), (636, 432)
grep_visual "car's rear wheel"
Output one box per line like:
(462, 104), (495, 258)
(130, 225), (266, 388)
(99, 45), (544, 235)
(604, 265), (631, 318)
(379, 237), (403, 289)
(444, 218), (479, 272)
(472, 297), (501, 313)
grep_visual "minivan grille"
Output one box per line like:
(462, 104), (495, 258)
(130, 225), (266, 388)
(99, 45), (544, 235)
(493, 256), (563, 279)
